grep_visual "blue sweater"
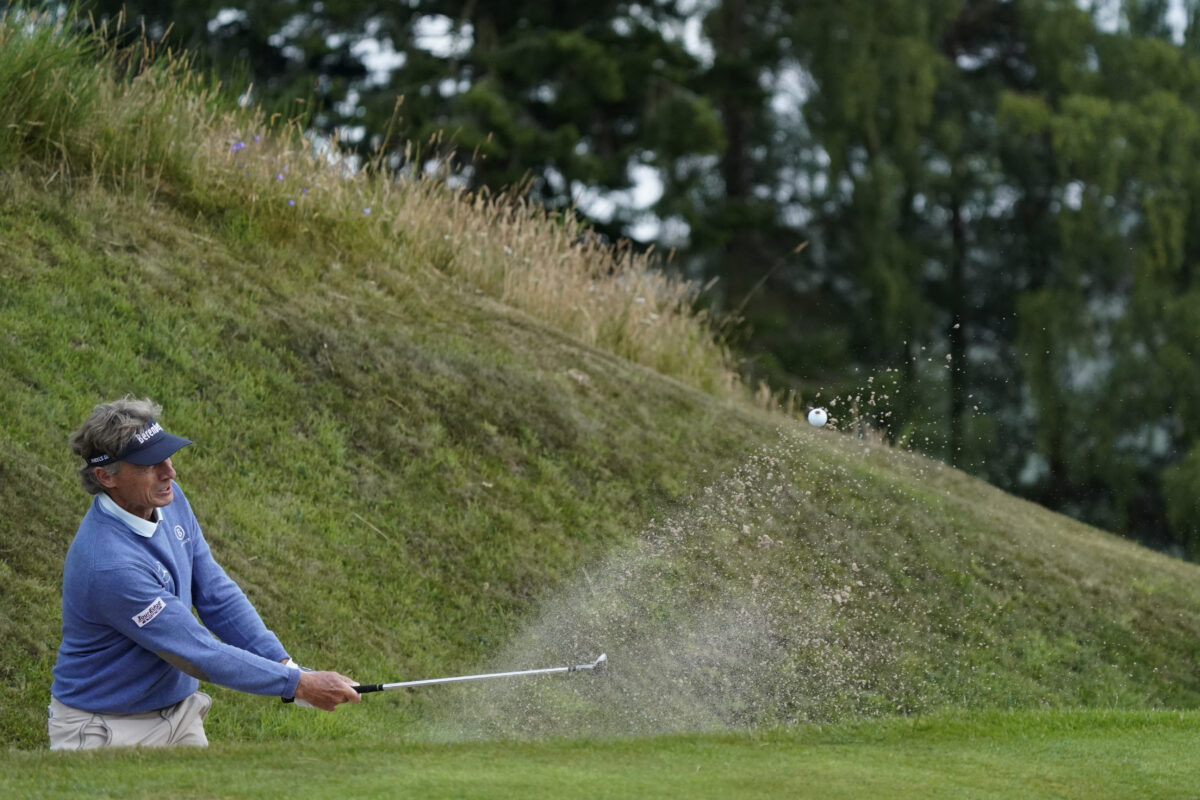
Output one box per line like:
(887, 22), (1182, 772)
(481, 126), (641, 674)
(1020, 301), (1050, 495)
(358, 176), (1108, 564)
(51, 484), (301, 713)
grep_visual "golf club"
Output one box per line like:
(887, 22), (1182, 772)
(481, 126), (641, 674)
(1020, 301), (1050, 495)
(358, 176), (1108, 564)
(355, 653), (608, 694)
(285, 654), (607, 703)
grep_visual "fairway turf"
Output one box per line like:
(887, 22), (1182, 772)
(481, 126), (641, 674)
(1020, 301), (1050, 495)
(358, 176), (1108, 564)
(3, 710), (1197, 799)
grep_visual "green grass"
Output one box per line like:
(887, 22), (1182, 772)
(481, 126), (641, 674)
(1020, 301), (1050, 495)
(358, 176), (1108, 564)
(3, 710), (1197, 799)
(0, 180), (767, 747)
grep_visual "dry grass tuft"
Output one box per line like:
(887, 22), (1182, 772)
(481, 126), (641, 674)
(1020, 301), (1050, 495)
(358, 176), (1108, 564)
(2, 7), (741, 397)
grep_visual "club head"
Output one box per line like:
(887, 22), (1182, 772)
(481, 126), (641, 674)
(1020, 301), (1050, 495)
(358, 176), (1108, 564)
(569, 653), (607, 674)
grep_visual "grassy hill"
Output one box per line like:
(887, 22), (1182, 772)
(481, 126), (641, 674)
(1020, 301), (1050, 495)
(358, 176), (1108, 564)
(3, 10), (1200, 754)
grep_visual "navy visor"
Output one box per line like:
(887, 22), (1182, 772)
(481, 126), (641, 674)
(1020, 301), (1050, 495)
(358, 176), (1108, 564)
(87, 419), (192, 467)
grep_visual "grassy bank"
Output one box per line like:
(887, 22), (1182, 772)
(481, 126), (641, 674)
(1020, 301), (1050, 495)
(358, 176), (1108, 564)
(0, 177), (769, 747)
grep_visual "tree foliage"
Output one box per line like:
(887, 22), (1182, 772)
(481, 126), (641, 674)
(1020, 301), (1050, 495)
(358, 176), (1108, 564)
(78, 0), (723, 234)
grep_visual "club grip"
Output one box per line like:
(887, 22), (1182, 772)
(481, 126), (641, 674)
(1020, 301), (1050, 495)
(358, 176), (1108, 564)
(284, 683), (382, 703)
(353, 684), (385, 694)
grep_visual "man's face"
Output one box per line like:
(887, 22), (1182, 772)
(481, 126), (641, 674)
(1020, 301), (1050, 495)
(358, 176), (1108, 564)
(96, 458), (177, 520)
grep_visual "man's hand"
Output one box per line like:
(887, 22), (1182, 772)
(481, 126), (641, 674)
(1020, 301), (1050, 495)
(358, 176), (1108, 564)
(293, 670), (362, 711)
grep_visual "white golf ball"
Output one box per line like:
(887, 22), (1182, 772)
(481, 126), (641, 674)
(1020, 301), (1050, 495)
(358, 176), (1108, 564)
(807, 407), (828, 427)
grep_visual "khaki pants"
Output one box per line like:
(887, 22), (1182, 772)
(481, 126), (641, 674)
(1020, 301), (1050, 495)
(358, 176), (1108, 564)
(48, 692), (211, 751)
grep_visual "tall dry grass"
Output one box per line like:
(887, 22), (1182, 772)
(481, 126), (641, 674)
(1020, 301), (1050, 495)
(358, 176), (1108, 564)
(1, 7), (741, 397)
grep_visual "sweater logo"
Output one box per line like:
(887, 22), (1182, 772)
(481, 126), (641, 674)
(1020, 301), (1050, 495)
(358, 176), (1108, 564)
(133, 597), (166, 628)
(174, 525), (186, 541)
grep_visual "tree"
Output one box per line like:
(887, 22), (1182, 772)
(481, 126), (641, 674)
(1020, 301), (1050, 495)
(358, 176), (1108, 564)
(81, 0), (724, 234)
(741, 0), (1200, 551)
(999, 0), (1200, 548)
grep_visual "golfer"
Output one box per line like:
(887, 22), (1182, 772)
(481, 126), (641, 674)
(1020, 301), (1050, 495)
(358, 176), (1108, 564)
(48, 397), (360, 750)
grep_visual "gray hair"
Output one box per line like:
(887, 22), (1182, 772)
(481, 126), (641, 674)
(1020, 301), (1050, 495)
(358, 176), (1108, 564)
(69, 396), (163, 494)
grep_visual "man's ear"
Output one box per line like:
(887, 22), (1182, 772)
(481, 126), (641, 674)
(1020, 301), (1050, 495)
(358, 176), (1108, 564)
(93, 466), (117, 489)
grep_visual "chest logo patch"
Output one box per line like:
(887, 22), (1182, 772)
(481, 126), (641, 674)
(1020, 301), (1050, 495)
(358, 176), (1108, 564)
(174, 525), (186, 541)
(133, 597), (167, 628)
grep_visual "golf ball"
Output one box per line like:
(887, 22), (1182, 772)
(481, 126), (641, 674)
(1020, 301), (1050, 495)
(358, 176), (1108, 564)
(807, 407), (828, 427)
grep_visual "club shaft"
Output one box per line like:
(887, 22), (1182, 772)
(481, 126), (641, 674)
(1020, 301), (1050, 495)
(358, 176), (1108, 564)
(355, 663), (597, 693)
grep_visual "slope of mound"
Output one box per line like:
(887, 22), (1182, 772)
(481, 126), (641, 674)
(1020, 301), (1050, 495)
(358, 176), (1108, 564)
(3, 11), (1200, 751)
(0, 180), (769, 747)
(421, 427), (1200, 739)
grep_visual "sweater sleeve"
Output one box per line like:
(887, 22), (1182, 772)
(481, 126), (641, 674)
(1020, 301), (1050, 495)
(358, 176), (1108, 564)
(188, 528), (291, 663)
(90, 562), (301, 699)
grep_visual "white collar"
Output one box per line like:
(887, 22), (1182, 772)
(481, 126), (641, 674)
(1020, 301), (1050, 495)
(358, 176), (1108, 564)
(97, 492), (161, 538)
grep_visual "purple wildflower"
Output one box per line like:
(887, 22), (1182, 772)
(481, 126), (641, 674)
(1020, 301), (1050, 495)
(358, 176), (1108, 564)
(363, 207), (371, 215)
(288, 199), (296, 207)
(231, 141), (246, 153)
